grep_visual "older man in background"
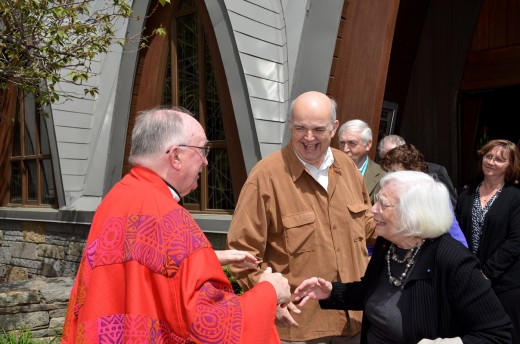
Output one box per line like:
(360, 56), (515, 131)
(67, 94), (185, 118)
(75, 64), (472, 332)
(338, 119), (385, 204)
(377, 134), (458, 207)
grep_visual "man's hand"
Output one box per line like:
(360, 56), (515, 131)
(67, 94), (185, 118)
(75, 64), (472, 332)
(275, 303), (300, 328)
(215, 249), (259, 269)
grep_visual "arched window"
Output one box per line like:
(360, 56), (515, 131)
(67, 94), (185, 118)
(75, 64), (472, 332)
(0, 88), (56, 207)
(125, 0), (246, 212)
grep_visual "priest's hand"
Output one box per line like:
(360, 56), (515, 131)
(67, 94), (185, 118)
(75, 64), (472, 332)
(275, 303), (300, 327)
(293, 277), (332, 306)
(258, 267), (291, 306)
(215, 249), (258, 269)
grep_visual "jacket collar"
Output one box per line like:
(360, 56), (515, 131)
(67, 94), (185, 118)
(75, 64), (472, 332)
(282, 145), (343, 183)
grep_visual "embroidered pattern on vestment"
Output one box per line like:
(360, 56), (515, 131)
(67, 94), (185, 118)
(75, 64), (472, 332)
(69, 208), (242, 343)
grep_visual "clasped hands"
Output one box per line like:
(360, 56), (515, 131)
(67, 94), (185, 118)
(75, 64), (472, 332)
(216, 249), (293, 309)
(272, 276), (333, 328)
(216, 250), (331, 328)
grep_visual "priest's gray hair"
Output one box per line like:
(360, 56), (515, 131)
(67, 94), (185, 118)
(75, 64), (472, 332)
(129, 106), (193, 165)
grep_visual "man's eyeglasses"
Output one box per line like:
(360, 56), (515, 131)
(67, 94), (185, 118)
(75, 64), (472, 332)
(339, 140), (365, 148)
(180, 144), (210, 158)
(374, 194), (397, 209)
(168, 144), (210, 158)
(292, 125), (332, 136)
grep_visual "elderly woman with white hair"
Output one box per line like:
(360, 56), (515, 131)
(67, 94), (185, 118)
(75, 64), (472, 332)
(294, 171), (512, 344)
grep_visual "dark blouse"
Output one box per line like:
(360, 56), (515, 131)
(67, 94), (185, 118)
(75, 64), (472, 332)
(319, 235), (512, 344)
(470, 184), (502, 253)
(365, 264), (404, 343)
(456, 185), (520, 293)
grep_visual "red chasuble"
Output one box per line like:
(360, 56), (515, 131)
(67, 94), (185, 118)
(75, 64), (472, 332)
(61, 166), (280, 343)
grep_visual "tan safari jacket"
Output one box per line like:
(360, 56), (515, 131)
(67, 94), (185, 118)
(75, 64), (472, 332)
(227, 145), (375, 341)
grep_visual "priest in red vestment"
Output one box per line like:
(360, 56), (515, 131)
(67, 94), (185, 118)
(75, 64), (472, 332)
(61, 107), (290, 343)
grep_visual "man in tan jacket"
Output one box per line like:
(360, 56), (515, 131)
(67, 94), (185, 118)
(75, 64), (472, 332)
(227, 91), (375, 343)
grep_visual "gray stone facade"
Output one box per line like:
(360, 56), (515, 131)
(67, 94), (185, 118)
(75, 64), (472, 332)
(0, 277), (73, 341)
(0, 219), (227, 338)
(0, 219), (227, 284)
(0, 220), (89, 284)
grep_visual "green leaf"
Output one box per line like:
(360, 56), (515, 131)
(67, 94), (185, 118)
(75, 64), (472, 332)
(153, 27), (168, 37)
(0, 0), (156, 106)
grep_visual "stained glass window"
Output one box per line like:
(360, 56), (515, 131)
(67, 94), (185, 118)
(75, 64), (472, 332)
(164, 0), (234, 211)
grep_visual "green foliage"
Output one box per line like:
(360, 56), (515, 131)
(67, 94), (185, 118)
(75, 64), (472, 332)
(0, 0), (170, 105)
(0, 328), (33, 344)
(0, 327), (61, 344)
(223, 266), (244, 296)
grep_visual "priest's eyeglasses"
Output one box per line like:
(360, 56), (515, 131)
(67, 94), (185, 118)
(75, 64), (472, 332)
(179, 144), (211, 158)
(167, 145), (210, 158)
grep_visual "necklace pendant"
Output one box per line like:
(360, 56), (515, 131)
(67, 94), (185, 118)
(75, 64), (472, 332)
(388, 276), (402, 287)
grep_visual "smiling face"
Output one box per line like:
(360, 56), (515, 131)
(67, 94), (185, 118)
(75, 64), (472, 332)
(290, 92), (338, 168)
(171, 116), (209, 197)
(338, 128), (371, 167)
(371, 181), (401, 243)
(481, 146), (509, 182)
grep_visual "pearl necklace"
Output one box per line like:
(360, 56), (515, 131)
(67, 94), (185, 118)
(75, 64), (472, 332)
(386, 240), (425, 287)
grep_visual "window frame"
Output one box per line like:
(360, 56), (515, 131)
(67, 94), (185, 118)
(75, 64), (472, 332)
(3, 91), (57, 208)
(124, 0), (247, 214)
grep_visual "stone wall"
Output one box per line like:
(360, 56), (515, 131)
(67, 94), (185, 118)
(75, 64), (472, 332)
(0, 218), (227, 338)
(0, 220), (89, 284)
(0, 219), (227, 284)
(0, 277), (73, 341)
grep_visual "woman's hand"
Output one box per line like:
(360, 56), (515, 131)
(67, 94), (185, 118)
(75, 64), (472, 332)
(215, 249), (259, 269)
(293, 277), (332, 306)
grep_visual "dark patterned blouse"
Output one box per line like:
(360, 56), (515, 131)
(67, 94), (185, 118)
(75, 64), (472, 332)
(470, 184), (503, 253)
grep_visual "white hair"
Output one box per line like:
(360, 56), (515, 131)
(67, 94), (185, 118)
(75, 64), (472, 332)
(377, 134), (406, 159)
(338, 119), (372, 144)
(380, 170), (452, 238)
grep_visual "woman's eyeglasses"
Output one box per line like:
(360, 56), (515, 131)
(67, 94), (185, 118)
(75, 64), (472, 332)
(483, 154), (508, 164)
(374, 194), (397, 209)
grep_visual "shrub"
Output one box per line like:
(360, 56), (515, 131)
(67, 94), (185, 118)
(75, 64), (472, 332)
(223, 266), (244, 295)
(0, 328), (61, 344)
(0, 328), (33, 344)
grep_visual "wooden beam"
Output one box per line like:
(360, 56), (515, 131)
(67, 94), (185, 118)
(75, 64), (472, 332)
(460, 45), (520, 91)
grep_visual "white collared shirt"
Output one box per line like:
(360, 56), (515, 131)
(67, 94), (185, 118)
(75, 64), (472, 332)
(295, 147), (334, 191)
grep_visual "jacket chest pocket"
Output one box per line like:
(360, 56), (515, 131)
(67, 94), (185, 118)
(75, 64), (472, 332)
(282, 211), (316, 255)
(346, 203), (370, 238)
